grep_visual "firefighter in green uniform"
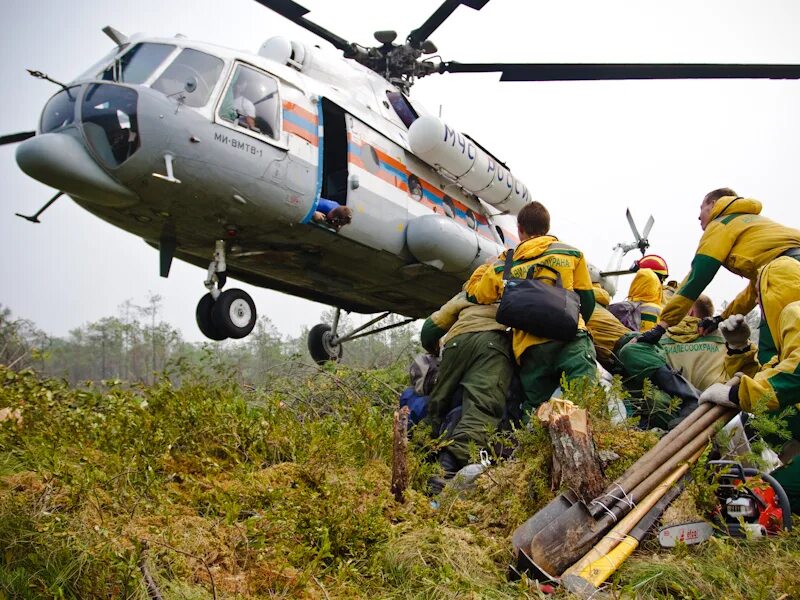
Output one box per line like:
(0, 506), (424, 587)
(467, 201), (597, 414)
(420, 264), (513, 485)
(619, 295), (723, 428)
(637, 188), (800, 366)
(701, 257), (800, 513)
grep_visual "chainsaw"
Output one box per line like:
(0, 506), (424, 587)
(658, 460), (792, 547)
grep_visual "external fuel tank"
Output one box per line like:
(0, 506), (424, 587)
(408, 116), (530, 215)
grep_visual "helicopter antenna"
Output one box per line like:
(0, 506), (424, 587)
(27, 69), (68, 91)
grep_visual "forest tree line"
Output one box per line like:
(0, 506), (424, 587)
(0, 296), (420, 384)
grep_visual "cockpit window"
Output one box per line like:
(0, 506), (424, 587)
(82, 84), (140, 168)
(218, 64), (280, 140)
(386, 91), (418, 128)
(75, 46), (127, 81)
(40, 86), (79, 133)
(102, 42), (175, 84)
(152, 48), (223, 107)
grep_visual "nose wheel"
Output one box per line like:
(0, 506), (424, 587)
(196, 289), (257, 341)
(195, 240), (257, 341)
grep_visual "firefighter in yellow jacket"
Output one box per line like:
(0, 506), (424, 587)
(468, 201), (597, 414)
(626, 268), (663, 332)
(700, 256), (800, 512)
(638, 188), (800, 365)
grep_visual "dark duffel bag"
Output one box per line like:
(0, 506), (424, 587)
(495, 248), (580, 341)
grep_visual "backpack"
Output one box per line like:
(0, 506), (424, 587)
(409, 353), (440, 396)
(608, 300), (642, 331)
(495, 249), (581, 341)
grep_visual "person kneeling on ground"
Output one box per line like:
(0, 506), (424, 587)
(468, 201), (597, 416)
(618, 295), (724, 429)
(420, 265), (513, 494)
(700, 256), (800, 513)
(398, 353), (439, 428)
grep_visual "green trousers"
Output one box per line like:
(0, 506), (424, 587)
(617, 341), (676, 429)
(773, 458), (800, 515)
(427, 330), (513, 468)
(518, 330), (597, 415)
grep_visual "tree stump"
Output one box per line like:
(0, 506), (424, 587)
(536, 399), (605, 503)
(391, 406), (410, 502)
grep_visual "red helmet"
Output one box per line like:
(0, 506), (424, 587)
(638, 254), (669, 279)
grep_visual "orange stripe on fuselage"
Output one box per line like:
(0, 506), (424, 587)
(284, 120), (318, 146)
(347, 135), (496, 242)
(282, 101), (318, 125)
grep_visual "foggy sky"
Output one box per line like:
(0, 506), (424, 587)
(1, 0), (799, 342)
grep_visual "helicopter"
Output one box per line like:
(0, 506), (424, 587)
(3, 0), (799, 363)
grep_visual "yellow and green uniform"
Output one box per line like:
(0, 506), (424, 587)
(468, 235), (597, 413)
(660, 317), (726, 391)
(469, 235), (596, 360)
(661, 195), (800, 329)
(723, 257), (800, 512)
(420, 265), (505, 352)
(593, 284), (612, 308)
(587, 304), (632, 368)
(725, 257), (800, 413)
(420, 265), (513, 468)
(627, 268), (663, 332)
(618, 315), (725, 429)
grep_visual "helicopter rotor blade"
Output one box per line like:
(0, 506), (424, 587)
(626, 208), (642, 243)
(407, 0), (490, 48)
(0, 131), (35, 146)
(438, 62), (800, 81)
(252, 0), (353, 53)
(641, 215), (655, 240)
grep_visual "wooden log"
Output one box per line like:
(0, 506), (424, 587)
(391, 406), (410, 502)
(537, 399), (605, 503)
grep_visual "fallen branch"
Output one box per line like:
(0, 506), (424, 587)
(140, 537), (217, 600)
(138, 542), (164, 600)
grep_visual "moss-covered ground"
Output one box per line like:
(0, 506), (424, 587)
(1, 364), (798, 599)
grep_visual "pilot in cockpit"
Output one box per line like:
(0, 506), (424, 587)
(230, 75), (257, 130)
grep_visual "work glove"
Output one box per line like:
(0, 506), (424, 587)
(698, 315), (723, 335)
(698, 382), (739, 408)
(636, 324), (665, 345)
(719, 314), (750, 349)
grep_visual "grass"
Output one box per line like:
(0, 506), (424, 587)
(0, 364), (798, 599)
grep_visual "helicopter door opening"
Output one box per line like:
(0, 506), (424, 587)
(320, 99), (348, 205)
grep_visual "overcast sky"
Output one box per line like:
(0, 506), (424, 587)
(1, 0), (799, 343)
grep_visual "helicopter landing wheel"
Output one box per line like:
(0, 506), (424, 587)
(211, 288), (257, 339)
(308, 323), (343, 364)
(196, 293), (228, 341)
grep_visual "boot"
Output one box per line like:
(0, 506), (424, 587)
(427, 450), (460, 496)
(651, 366), (700, 430)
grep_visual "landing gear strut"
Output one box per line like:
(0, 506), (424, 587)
(307, 309), (415, 364)
(195, 240), (257, 341)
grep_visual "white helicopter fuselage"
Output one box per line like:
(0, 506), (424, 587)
(16, 31), (525, 318)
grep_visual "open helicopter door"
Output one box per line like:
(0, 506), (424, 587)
(322, 103), (408, 254)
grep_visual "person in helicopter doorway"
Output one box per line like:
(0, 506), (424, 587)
(468, 201), (597, 416)
(312, 198), (353, 231)
(420, 264), (513, 494)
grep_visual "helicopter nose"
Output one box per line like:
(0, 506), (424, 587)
(16, 132), (138, 207)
